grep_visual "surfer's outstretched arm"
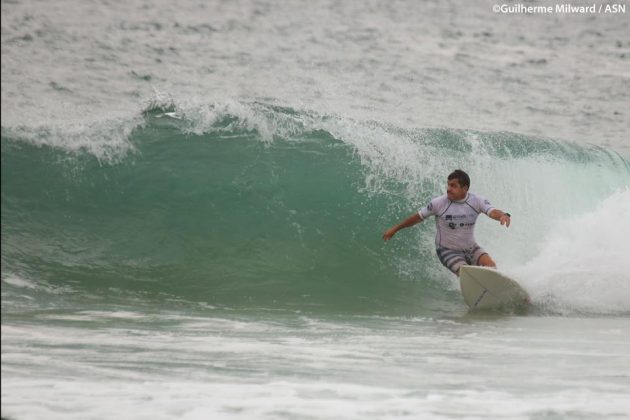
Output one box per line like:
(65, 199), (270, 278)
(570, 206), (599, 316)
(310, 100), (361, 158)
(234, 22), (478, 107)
(488, 209), (511, 227)
(382, 213), (422, 241)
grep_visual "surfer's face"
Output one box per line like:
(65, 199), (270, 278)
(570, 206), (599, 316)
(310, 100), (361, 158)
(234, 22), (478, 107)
(447, 179), (468, 201)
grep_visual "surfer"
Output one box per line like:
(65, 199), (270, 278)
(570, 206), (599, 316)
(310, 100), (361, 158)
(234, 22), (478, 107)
(382, 169), (511, 276)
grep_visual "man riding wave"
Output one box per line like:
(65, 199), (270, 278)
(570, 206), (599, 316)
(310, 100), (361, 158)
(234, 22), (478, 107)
(382, 170), (511, 276)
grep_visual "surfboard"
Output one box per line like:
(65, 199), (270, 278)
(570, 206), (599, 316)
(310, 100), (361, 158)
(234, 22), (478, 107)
(459, 266), (530, 310)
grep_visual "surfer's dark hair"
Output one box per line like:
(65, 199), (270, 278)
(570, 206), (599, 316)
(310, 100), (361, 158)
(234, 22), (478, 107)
(448, 170), (470, 188)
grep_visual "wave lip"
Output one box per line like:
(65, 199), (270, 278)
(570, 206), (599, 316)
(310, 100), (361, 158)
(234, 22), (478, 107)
(1, 114), (144, 163)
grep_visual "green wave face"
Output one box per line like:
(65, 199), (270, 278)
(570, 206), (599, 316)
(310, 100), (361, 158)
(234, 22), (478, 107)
(2, 104), (629, 314)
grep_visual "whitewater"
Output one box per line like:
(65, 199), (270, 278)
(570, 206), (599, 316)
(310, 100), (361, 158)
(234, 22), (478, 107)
(2, 0), (630, 419)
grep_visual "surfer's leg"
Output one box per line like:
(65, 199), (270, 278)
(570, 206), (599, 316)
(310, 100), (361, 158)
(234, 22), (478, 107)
(477, 253), (496, 268)
(472, 245), (496, 268)
(436, 247), (466, 275)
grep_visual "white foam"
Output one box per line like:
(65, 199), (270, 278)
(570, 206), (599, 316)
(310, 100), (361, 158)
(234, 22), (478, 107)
(3, 115), (143, 163)
(3, 314), (630, 420)
(3, 377), (629, 420)
(2, 274), (73, 295)
(2, 275), (38, 289)
(156, 97), (310, 143)
(510, 188), (630, 314)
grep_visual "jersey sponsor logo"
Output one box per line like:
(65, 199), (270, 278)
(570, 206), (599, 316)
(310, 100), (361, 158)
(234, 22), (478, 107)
(449, 221), (474, 229)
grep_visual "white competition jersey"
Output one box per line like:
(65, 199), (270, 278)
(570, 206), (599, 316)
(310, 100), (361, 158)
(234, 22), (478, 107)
(418, 193), (495, 250)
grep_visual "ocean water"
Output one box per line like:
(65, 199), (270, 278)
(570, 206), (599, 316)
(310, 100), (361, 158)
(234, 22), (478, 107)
(2, 0), (630, 419)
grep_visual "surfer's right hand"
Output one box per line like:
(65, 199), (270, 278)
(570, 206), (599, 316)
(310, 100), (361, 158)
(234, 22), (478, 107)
(382, 228), (396, 241)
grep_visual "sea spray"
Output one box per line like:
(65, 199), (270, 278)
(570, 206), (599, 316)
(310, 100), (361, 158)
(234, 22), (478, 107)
(510, 188), (630, 314)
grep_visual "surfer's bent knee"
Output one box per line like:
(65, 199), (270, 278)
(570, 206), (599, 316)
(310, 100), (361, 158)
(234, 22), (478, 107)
(437, 246), (496, 275)
(477, 253), (496, 268)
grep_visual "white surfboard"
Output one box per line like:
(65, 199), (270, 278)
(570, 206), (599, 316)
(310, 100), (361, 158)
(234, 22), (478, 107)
(459, 266), (530, 310)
